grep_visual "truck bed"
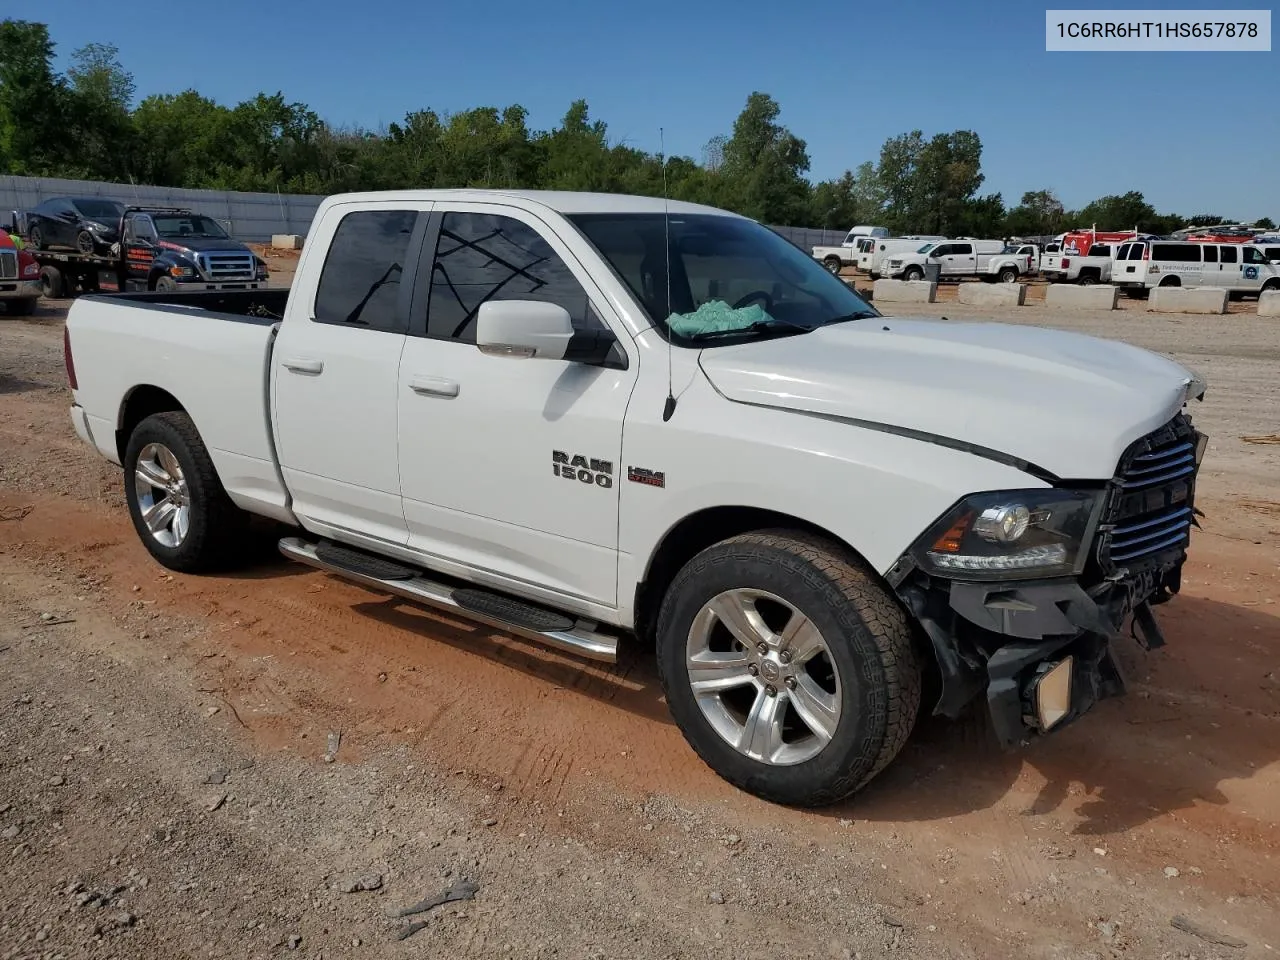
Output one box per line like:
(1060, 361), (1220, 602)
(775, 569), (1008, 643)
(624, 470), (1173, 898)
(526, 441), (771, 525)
(66, 290), (293, 523)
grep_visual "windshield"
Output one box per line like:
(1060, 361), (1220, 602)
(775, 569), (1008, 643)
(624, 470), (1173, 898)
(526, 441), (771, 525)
(916, 242), (936, 254)
(568, 213), (879, 344)
(72, 199), (124, 221)
(151, 215), (229, 239)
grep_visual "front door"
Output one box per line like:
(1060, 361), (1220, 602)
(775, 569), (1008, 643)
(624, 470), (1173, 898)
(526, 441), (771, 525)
(936, 242), (975, 276)
(1238, 246), (1269, 293)
(395, 203), (636, 608)
(271, 203), (427, 546)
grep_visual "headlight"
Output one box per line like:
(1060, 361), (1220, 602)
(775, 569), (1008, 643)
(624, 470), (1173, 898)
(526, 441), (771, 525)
(912, 489), (1104, 580)
(169, 265), (196, 277)
(87, 221), (108, 232)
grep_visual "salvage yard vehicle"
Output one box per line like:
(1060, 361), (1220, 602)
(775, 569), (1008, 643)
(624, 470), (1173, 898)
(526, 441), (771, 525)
(812, 224), (890, 274)
(14, 206), (269, 299)
(883, 238), (1031, 282)
(25, 196), (125, 255)
(0, 230), (42, 315)
(1041, 241), (1120, 285)
(1112, 239), (1280, 295)
(865, 236), (946, 279)
(64, 189), (1209, 806)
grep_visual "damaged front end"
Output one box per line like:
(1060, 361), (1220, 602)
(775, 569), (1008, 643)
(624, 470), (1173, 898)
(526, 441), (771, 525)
(887, 413), (1206, 747)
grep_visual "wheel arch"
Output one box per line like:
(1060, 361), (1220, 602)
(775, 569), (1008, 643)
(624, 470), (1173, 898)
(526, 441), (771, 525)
(116, 385), (187, 463)
(632, 505), (873, 647)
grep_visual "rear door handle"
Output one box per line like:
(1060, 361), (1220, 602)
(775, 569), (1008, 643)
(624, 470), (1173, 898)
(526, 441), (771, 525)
(409, 376), (460, 398)
(282, 357), (324, 375)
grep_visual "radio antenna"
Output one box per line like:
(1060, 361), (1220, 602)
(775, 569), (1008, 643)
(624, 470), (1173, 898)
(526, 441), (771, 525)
(660, 126), (677, 422)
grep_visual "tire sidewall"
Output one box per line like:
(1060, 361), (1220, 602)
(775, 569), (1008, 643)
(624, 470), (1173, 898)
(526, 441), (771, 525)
(657, 540), (895, 803)
(123, 414), (213, 571)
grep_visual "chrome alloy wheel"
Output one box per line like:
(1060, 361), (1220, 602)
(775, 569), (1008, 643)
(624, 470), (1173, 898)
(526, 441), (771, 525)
(685, 588), (842, 766)
(133, 442), (191, 548)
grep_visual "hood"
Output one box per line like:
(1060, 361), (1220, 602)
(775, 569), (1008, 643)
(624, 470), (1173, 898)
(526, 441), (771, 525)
(697, 319), (1198, 479)
(156, 236), (250, 255)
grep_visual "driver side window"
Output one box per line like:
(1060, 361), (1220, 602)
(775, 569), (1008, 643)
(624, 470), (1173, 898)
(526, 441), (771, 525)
(931, 244), (952, 258)
(128, 216), (157, 243)
(425, 212), (605, 344)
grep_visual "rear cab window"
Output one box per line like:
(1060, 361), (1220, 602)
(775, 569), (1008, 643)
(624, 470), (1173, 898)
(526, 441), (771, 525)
(313, 209), (419, 333)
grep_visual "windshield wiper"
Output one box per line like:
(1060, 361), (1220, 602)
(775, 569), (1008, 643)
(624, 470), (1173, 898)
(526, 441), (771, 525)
(683, 317), (814, 342)
(826, 310), (878, 323)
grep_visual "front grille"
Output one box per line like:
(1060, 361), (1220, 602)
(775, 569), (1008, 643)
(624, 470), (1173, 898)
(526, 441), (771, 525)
(1097, 414), (1200, 571)
(198, 253), (255, 281)
(0, 250), (16, 280)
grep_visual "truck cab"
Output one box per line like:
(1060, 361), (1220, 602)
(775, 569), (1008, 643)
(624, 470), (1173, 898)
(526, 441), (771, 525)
(119, 208), (269, 292)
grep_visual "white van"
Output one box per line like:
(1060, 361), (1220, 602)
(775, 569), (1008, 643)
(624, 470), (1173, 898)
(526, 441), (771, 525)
(866, 236), (947, 278)
(1112, 240), (1280, 295)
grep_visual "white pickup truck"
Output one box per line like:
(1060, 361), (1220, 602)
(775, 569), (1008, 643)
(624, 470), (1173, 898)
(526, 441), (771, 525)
(812, 225), (890, 274)
(882, 239), (1032, 283)
(1041, 242), (1120, 285)
(64, 189), (1209, 807)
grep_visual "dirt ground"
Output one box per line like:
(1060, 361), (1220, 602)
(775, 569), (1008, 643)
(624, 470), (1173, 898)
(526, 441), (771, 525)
(1, 290), (1277, 960)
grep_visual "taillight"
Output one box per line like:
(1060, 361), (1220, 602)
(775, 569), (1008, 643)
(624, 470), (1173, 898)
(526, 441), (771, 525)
(64, 326), (78, 390)
(1061, 258), (1070, 268)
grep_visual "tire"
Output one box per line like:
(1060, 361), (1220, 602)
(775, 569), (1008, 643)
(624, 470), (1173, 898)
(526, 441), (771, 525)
(656, 531), (922, 807)
(39, 265), (66, 300)
(823, 256), (842, 276)
(76, 230), (96, 255)
(1159, 276), (1180, 288)
(1077, 273), (1097, 286)
(28, 224), (43, 250)
(5, 298), (38, 317)
(154, 275), (178, 292)
(1262, 279), (1279, 294)
(903, 266), (924, 282)
(998, 267), (1018, 284)
(123, 411), (248, 573)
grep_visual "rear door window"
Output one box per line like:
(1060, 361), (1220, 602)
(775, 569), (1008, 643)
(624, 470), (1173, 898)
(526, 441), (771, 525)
(313, 209), (419, 333)
(1202, 245), (1218, 263)
(1220, 245), (1238, 264)
(951, 243), (973, 255)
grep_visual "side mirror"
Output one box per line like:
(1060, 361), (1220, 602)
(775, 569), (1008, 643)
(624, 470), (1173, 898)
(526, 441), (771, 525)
(476, 300), (575, 360)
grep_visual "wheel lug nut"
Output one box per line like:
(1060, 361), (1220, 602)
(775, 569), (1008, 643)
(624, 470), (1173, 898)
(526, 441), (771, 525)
(779, 651), (793, 665)
(756, 642), (768, 655)
(747, 663), (758, 676)
(785, 676), (796, 690)
(765, 684), (777, 697)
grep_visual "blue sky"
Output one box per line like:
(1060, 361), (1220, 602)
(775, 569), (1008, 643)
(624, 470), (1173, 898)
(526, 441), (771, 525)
(34, 0), (1278, 219)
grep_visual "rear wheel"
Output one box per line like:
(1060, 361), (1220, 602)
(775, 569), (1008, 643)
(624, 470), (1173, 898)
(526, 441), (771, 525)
(998, 266), (1019, 284)
(39, 265), (66, 300)
(656, 531), (922, 806)
(1077, 273), (1098, 286)
(1159, 276), (1181, 288)
(123, 411), (248, 573)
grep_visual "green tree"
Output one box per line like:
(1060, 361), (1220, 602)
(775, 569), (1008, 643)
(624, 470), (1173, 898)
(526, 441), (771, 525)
(65, 41), (136, 179)
(1255, 216), (1276, 230)
(1005, 189), (1065, 236)
(1185, 213), (1225, 227)
(913, 130), (985, 235)
(875, 130), (924, 233)
(0, 20), (73, 175)
(718, 92), (811, 225)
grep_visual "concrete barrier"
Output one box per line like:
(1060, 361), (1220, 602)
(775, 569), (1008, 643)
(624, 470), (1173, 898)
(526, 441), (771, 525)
(1044, 283), (1120, 310)
(1257, 290), (1280, 317)
(1147, 286), (1228, 315)
(957, 282), (1027, 307)
(872, 279), (936, 304)
(270, 234), (304, 250)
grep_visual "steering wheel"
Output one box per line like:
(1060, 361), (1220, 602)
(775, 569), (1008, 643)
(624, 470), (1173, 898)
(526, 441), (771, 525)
(732, 290), (774, 311)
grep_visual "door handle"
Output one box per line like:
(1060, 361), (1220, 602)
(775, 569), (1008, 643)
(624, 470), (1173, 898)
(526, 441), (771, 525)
(281, 357), (324, 375)
(409, 376), (460, 398)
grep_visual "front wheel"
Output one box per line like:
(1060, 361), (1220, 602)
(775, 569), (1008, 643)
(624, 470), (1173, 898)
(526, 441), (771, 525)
(28, 225), (44, 250)
(823, 256), (842, 276)
(76, 230), (96, 255)
(154, 275), (179, 292)
(123, 411), (248, 573)
(903, 266), (924, 282)
(656, 531), (923, 806)
(1262, 279), (1280, 294)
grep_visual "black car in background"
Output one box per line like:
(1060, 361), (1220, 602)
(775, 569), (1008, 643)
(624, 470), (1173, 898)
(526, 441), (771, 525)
(26, 197), (126, 254)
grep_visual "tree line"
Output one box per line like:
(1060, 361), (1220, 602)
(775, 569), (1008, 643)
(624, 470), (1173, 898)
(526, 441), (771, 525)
(1, 20), (1273, 237)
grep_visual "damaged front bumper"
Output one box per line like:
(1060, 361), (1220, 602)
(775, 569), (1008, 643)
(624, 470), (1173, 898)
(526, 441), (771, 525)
(895, 571), (1177, 747)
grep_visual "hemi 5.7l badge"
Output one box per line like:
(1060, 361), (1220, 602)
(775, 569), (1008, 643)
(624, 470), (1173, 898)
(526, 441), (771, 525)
(627, 466), (666, 488)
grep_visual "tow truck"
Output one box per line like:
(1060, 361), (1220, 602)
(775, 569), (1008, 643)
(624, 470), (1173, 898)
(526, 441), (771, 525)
(7, 206), (269, 299)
